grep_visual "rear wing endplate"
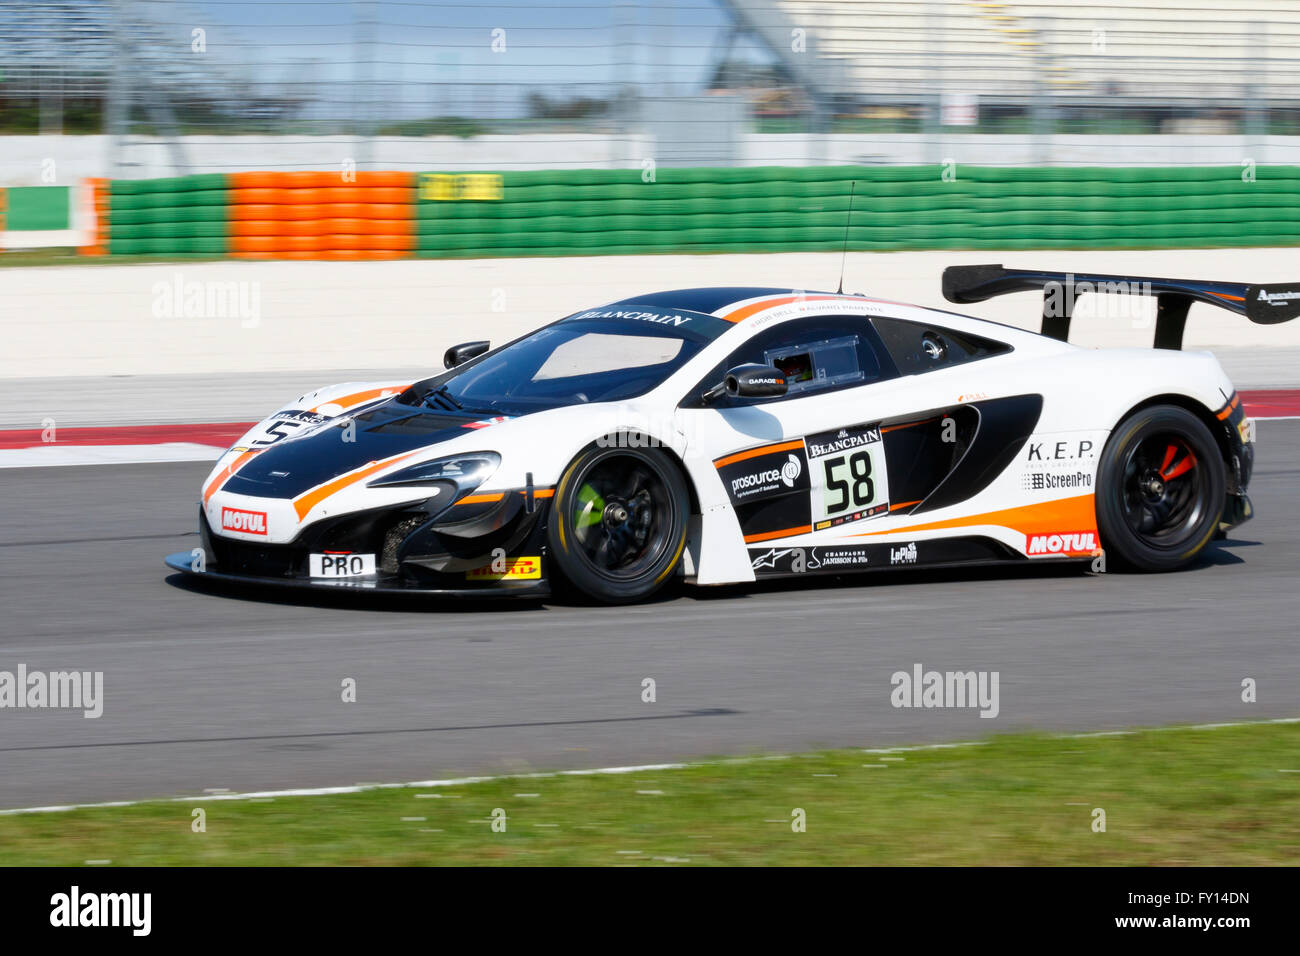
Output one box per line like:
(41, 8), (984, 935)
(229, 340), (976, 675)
(942, 264), (1300, 349)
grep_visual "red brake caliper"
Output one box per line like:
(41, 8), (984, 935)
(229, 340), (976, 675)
(1159, 442), (1197, 481)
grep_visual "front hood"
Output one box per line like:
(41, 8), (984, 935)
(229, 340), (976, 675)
(220, 403), (482, 500)
(203, 394), (689, 545)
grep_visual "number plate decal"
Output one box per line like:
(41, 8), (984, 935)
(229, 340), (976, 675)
(309, 553), (377, 578)
(805, 424), (891, 530)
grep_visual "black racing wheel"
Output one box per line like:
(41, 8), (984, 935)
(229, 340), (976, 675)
(1096, 405), (1225, 571)
(548, 443), (690, 604)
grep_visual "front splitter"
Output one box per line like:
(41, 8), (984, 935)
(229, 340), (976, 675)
(163, 552), (550, 600)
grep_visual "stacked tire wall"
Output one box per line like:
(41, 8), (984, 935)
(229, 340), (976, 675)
(106, 174), (229, 257)
(227, 171), (416, 260)
(91, 165), (1300, 259)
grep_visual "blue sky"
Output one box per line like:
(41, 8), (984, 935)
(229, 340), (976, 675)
(172, 0), (778, 118)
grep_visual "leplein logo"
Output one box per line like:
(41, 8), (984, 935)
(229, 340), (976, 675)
(221, 506), (268, 535)
(890, 542), (918, 564)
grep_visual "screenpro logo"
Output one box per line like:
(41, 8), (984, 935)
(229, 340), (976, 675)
(221, 506), (268, 536)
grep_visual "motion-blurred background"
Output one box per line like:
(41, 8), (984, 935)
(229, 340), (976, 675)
(2, 0), (1299, 179)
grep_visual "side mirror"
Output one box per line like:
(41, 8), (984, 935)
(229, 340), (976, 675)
(702, 363), (789, 403)
(444, 340), (490, 369)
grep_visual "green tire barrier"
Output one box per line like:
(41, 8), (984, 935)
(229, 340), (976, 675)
(100, 166), (1300, 257)
(412, 165), (1300, 257)
(106, 175), (229, 256)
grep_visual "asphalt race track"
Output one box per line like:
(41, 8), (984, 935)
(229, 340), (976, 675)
(2, 422), (1298, 810)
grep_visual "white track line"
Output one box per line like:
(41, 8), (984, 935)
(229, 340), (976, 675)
(2, 718), (1296, 817)
(0, 442), (224, 469)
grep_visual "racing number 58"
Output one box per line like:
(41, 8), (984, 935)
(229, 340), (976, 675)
(824, 451), (874, 514)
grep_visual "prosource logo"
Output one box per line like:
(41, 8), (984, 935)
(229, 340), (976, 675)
(221, 506), (268, 536)
(731, 454), (802, 495)
(780, 453), (802, 487)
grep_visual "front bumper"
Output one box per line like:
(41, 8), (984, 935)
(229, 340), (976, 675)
(169, 486), (554, 599)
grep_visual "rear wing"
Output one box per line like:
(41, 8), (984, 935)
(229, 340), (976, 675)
(942, 264), (1300, 350)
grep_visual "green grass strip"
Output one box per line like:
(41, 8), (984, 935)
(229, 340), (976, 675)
(1, 721), (1296, 865)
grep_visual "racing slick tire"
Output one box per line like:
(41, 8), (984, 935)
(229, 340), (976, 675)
(1096, 404), (1226, 572)
(548, 442), (690, 604)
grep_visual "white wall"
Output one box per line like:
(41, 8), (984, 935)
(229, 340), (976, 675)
(5, 248), (1300, 380)
(5, 133), (1300, 185)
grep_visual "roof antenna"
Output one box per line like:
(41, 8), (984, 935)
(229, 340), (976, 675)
(836, 180), (857, 295)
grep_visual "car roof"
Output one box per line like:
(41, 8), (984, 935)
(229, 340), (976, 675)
(604, 286), (1054, 346)
(606, 287), (837, 316)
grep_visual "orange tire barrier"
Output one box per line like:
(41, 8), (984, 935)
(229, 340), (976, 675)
(229, 233), (417, 254)
(229, 218), (413, 237)
(232, 248), (409, 261)
(227, 202), (411, 221)
(229, 171), (411, 190)
(226, 171), (416, 260)
(228, 186), (413, 206)
(79, 178), (110, 256)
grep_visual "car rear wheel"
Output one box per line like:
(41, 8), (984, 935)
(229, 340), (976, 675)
(547, 444), (690, 604)
(1096, 405), (1225, 571)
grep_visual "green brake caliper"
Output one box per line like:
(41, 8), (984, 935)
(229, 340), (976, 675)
(575, 482), (605, 529)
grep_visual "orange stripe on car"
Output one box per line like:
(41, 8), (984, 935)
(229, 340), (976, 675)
(718, 292), (899, 324)
(457, 492), (505, 505)
(310, 385), (408, 414)
(1206, 291), (1245, 302)
(852, 494), (1096, 540)
(882, 417), (941, 434)
(719, 294), (843, 323)
(292, 451), (421, 520)
(744, 524), (812, 543)
(1216, 393), (1240, 420)
(889, 499), (922, 511)
(714, 439), (805, 469)
(202, 448), (262, 505)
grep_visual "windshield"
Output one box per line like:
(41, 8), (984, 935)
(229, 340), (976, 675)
(412, 314), (718, 415)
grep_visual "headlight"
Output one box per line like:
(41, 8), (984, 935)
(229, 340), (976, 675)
(366, 452), (500, 491)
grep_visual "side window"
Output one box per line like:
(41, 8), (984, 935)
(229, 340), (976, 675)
(872, 317), (1011, 376)
(683, 316), (897, 408)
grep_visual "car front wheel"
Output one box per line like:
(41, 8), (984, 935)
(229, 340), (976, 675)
(547, 443), (690, 604)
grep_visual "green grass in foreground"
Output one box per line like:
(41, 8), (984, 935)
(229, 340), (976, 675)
(0, 248), (228, 268)
(1, 722), (1297, 865)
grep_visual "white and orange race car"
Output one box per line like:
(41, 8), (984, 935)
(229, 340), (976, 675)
(166, 265), (1296, 603)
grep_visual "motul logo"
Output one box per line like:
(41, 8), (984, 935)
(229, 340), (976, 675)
(221, 507), (268, 535)
(1027, 531), (1097, 555)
